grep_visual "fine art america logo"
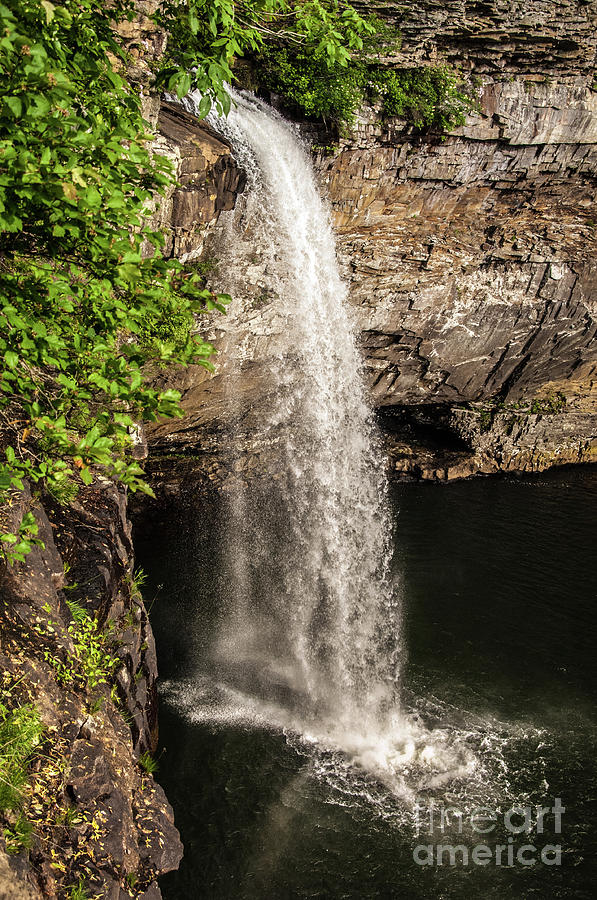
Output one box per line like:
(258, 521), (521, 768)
(412, 799), (564, 867)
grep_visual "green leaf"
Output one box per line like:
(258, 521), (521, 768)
(197, 94), (211, 118)
(220, 91), (231, 117)
(160, 389), (181, 402)
(80, 467), (93, 486)
(4, 96), (22, 118)
(41, 1), (55, 24)
(176, 72), (192, 99)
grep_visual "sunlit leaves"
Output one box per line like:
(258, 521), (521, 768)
(0, 0), (227, 561)
(0, 0), (375, 564)
(156, 0), (376, 117)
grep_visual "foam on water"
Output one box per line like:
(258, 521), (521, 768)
(161, 676), (548, 830)
(171, 89), (542, 813)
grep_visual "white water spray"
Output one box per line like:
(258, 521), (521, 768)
(177, 91), (483, 793)
(204, 92), (401, 733)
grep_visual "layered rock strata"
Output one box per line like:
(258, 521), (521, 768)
(151, 103), (244, 262)
(146, 0), (597, 480)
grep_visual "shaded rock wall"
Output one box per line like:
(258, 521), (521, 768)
(0, 482), (181, 899)
(323, 79), (597, 408)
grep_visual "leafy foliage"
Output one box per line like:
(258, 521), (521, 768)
(529, 392), (567, 415)
(0, 701), (43, 813)
(130, 566), (148, 600)
(45, 472), (79, 505)
(0, 507), (44, 563)
(4, 811), (34, 853)
(157, 0), (377, 115)
(258, 47), (475, 130)
(0, 0), (231, 559)
(42, 600), (118, 690)
(370, 65), (475, 130)
(139, 750), (159, 774)
(67, 880), (89, 900)
(258, 44), (365, 123)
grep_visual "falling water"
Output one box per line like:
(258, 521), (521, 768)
(204, 91), (401, 737)
(173, 90), (487, 794)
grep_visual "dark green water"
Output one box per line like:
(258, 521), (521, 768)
(135, 466), (597, 899)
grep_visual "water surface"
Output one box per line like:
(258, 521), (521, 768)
(135, 465), (597, 899)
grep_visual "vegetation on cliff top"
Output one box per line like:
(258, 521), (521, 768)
(0, 0), (388, 562)
(157, 0), (379, 113)
(160, 1), (474, 130)
(0, 0), (472, 562)
(258, 49), (475, 130)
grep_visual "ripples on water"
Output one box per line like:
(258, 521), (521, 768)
(136, 466), (597, 898)
(160, 673), (549, 831)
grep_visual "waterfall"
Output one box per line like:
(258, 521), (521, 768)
(160, 92), (539, 809)
(197, 91), (402, 740)
(165, 88), (484, 799)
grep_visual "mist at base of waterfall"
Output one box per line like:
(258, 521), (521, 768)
(158, 672), (541, 823)
(134, 468), (597, 899)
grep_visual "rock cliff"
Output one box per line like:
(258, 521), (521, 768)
(146, 0), (597, 481)
(0, 482), (182, 899)
(150, 102), (244, 263)
(318, 0), (597, 477)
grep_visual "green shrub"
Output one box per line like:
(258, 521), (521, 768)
(136, 290), (196, 361)
(529, 392), (567, 415)
(67, 879), (89, 900)
(370, 65), (474, 130)
(130, 567), (148, 601)
(258, 46), (367, 124)
(258, 46), (475, 131)
(46, 474), (79, 506)
(139, 751), (159, 774)
(4, 812), (34, 854)
(42, 600), (118, 691)
(0, 702), (43, 813)
(0, 510), (44, 564)
(479, 408), (493, 433)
